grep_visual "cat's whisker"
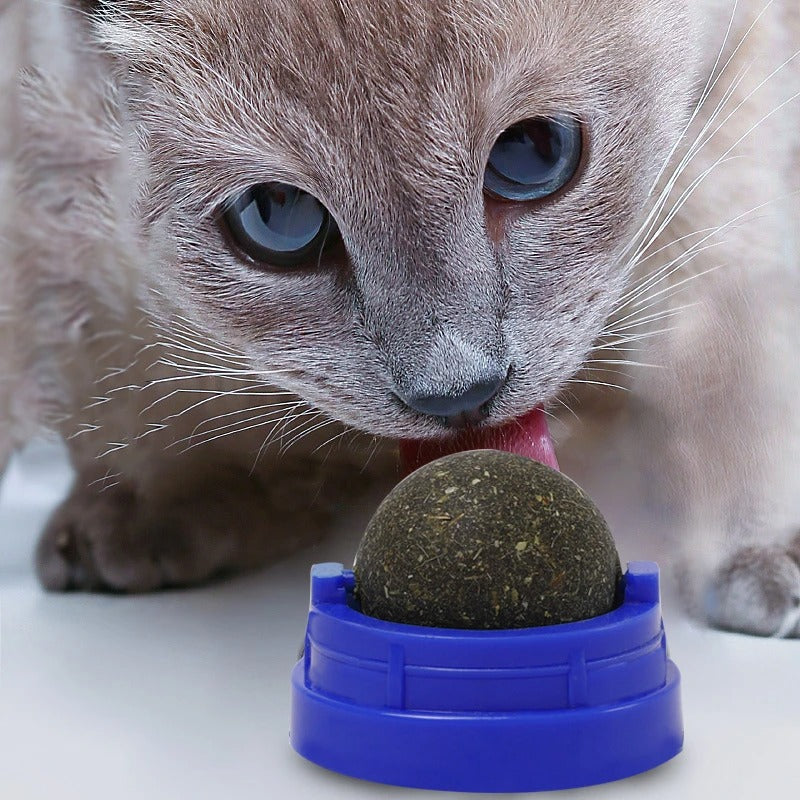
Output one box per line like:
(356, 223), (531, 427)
(623, 0), (783, 261)
(140, 369), (273, 386)
(179, 400), (305, 443)
(589, 359), (665, 370)
(312, 426), (355, 457)
(618, 183), (800, 325)
(653, 79), (800, 264)
(249, 400), (311, 471)
(358, 435), (386, 475)
(603, 302), (699, 334)
(548, 394), (580, 423)
(627, 154), (744, 273)
(638, 60), (800, 261)
(139, 384), (292, 418)
(622, 63), (752, 263)
(628, 225), (723, 272)
(156, 386), (295, 421)
(565, 378), (630, 393)
(150, 339), (253, 371)
(619, 237), (729, 311)
(590, 327), (682, 351)
(278, 415), (340, 457)
(151, 354), (262, 375)
(632, 263), (730, 312)
(145, 322), (252, 365)
(176, 405), (318, 455)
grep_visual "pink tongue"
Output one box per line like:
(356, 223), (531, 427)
(399, 406), (559, 478)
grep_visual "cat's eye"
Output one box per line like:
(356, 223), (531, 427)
(484, 116), (583, 202)
(222, 182), (340, 267)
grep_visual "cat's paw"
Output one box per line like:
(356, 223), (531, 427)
(35, 459), (357, 592)
(703, 543), (800, 638)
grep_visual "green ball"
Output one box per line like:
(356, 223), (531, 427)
(354, 449), (622, 629)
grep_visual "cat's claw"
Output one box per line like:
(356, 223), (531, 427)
(703, 542), (800, 638)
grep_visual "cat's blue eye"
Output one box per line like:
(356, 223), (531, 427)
(223, 182), (339, 267)
(484, 116), (583, 202)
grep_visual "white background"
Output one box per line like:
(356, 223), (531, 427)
(1, 440), (798, 800)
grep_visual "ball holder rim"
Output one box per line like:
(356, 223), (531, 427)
(290, 560), (683, 792)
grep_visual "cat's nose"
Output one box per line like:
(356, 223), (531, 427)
(399, 372), (506, 428)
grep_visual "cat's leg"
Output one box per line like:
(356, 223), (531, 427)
(624, 8), (800, 636)
(35, 448), (385, 592)
(633, 266), (800, 637)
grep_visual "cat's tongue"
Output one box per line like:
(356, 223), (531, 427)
(399, 406), (559, 477)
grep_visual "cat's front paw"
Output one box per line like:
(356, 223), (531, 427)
(36, 482), (163, 592)
(35, 459), (353, 592)
(703, 542), (800, 638)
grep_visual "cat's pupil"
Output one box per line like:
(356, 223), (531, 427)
(249, 185), (324, 252)
(484, 116), (582, 202)
(223, 182), (338, 268)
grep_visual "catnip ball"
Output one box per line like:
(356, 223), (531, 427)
(353, 449), (622, 629)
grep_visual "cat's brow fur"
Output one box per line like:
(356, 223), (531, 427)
(1, 1), (799, 635)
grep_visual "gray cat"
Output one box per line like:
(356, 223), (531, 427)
(1, 0), (798, 637)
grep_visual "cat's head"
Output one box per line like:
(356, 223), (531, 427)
(95, 0), (697, 440)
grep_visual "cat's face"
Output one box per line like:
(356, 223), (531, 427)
(99, 0), (696, 439)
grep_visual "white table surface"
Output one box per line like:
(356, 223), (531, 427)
(1, 440), (798, 800)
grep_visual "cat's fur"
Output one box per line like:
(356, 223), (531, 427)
(1, 0), (798, 636)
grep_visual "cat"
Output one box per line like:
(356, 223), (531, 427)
(1, 0), (798, 637)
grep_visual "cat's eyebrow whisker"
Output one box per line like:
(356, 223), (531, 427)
(96, 8), (265, 121)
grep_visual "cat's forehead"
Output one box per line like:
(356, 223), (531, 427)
(102, 0), (690, 213)
(107, 0), (682, 100)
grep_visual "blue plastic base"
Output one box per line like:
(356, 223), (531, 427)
(291, 661), (681, 792)
(290, 562), (683, 792)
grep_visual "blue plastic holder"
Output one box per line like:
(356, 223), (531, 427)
(290, 561), (683, 792)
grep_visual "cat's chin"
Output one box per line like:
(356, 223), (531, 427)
(398, 406), (558, 477)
